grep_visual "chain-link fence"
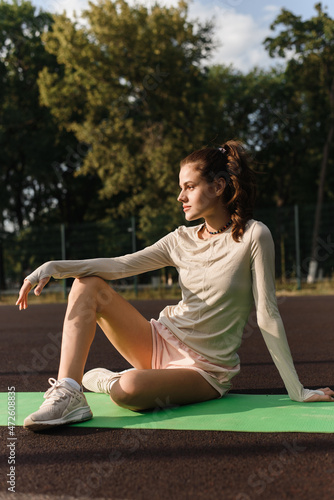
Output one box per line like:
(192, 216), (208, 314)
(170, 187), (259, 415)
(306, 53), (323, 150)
(1, 204), (333, 293)
(254, 203), (334, 283)
(0, 217), (136, 292)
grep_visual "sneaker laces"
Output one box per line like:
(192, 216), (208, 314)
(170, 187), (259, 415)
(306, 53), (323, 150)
(97, 375), (119, 394)
(40, 378), (75, 408)
(96, 377), (110, 393)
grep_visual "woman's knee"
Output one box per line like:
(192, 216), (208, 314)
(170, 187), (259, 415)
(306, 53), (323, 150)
(72, 276), (106, 291)
(110, 371), (149, 411)
(69, 277), (113, 310)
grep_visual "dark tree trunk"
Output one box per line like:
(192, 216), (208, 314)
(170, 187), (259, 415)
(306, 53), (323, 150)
(307, 121), (334, 282)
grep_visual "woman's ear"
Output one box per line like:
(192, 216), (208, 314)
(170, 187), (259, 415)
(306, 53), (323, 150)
(215, 177), (226, 196)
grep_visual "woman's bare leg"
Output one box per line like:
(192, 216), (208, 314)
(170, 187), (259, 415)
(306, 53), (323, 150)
(57, 276), (153, 383)
(110, 368), (219, 411)
(57, 276), (219, 409)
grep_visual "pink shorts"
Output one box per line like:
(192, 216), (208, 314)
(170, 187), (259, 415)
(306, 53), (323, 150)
(150, 319), (240, 398)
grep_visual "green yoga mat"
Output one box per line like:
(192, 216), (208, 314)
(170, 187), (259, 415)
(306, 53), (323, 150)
(1, 392), (333, 433)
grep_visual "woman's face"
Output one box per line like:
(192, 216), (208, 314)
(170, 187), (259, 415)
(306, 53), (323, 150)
(178, 163), (224, 221)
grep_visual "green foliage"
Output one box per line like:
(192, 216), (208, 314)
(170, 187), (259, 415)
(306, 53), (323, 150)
(263, 2), (334, 198)
(1, 0), (334, 259)
(0, 0), (107, 234)
(0, 0), (56, 229)
(265, 3), (334, 113)
(264, 2), (334, 270)
(38, 0), (215, 242)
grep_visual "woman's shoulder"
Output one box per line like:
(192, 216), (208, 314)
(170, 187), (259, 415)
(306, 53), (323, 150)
(175, 224), (202, 236)
(246, 219), (271, 231)
(245, 219), (273, 241)
(164, 224), (202, 240)
(157, 224), (201, 246)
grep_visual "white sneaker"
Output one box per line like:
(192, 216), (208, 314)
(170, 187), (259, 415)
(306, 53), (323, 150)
(24, 378), (93, 431)
(82, 368), (122, 394)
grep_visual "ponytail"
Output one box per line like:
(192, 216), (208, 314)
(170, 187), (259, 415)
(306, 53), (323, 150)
(221, 140), (256, 241)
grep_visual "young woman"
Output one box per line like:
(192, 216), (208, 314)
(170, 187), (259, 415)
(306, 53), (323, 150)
(16, 140), (334, 431)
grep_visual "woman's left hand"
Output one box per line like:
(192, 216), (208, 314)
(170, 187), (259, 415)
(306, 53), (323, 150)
(304, 387), (334, 402)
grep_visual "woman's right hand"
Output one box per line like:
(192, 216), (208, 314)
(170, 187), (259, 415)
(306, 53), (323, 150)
(16, 276), (50, 310)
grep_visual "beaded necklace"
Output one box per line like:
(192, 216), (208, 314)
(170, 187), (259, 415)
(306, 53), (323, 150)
(204, 219), (233, 235)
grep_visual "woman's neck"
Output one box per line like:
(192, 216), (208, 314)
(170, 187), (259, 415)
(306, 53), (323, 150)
(204, 208), (231, 232)
(199, 211), (232, 240)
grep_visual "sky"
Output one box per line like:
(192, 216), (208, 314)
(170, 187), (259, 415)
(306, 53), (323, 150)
(30, 0), (334, 72)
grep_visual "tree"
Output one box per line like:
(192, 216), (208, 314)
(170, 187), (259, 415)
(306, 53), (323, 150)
(0, 0), (108, 227)
(0, 0), (114, 287)
(0, 0), (109, 223)
(0, 0), (59, 230)
(264, 2), (334, 282)
(37, 0), (216, 242)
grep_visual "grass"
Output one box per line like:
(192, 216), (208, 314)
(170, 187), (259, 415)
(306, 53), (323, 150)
(2, 280), (334, 306)
(0, 285), (182, 306)
(276, 278), (334, 296)
(0, 291), (68, 306)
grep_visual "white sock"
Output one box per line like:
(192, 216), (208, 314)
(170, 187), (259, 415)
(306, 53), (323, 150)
(106, 368), (135, 393)
(107, 378), (120, 393)
(60, 377), (81, 392)
(119, 368), (136, 374)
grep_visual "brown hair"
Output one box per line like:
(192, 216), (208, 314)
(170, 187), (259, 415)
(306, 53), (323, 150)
(180, 140), (256, 242)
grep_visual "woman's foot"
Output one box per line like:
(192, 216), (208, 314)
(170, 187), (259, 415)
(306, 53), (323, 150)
(82, 368), (124, 394)
(24, 378), (93, 431)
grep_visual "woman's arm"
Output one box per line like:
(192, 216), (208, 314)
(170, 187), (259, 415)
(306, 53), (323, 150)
(16, 232), (176, 310)
(250, 222), (333, 402)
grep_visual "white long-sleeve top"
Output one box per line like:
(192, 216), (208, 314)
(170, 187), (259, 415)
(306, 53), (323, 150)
(25, 220), (317, 402)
